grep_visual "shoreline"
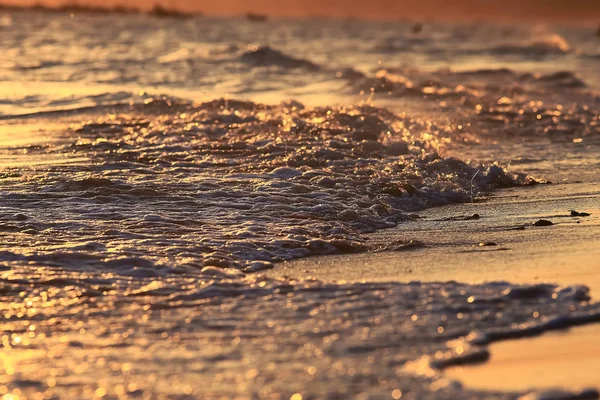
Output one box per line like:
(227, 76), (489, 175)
(267, 181), (600, 292)
(265, 180), (600, 391)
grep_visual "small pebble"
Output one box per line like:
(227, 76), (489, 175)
(533, 219), (553, 227)
(479, 242), (497, 247)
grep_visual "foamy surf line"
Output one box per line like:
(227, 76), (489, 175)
(0, 98), (598, 400)
(0, 97), (537, 272)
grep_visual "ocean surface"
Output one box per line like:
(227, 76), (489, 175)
(1, 10), (600, 399)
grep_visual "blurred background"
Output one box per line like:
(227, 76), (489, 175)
(1, 0), (600, 22)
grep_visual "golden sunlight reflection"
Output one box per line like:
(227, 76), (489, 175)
(0, 123), (89, 168)
(0, 2), (599, 398)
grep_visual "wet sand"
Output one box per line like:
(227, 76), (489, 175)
(268, 181), (600, 292)
(266, 181), (600, 391)
(446, 324), (600, 391)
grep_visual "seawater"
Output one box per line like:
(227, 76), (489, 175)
(0, 10), (599, 399)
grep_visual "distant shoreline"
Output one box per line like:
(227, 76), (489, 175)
(0, 3), (201, 18)
(0, 2), (598, 26)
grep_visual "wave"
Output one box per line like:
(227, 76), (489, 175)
(484, 34), (571, 56)
(527, 71), (587, 88)
(348, 69), (481, 101)
(1, 97), (535, 272)
(345, 66), (590, 107)
(451, 67), (517, 78)
(239, 46), (320, 70)
(447, 68), (587, 88)
(370, 33), (572, 60)
(0, 92), (182, 120)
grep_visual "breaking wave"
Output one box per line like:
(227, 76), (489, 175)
(0, 97), (535, 273)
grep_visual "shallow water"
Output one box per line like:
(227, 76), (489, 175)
(1, 9), (600, 400)
(447, 324), (600, 392)
(2, 12), (600, 116)
(270, 179), (600, 391)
